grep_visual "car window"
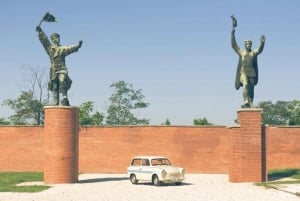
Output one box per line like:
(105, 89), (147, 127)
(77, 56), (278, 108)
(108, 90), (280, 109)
(142, 159), (150, 166)
(151, 158), (171, 166)
(131, 158), (142, 166)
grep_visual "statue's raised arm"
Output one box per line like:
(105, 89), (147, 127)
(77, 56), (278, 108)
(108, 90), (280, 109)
(231, 15), (240, 54)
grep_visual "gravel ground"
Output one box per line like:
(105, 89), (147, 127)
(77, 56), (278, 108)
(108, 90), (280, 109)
(0, 174), (299, 201)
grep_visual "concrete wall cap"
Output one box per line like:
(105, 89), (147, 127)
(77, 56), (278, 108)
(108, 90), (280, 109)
(237, 108), (262, 112)
(44, 106), (78, 110)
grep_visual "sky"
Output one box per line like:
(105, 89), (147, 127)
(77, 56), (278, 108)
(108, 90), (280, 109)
(1, 0), (300, 125)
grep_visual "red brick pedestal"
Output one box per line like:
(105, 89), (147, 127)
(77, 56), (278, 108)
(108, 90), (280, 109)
(44, 106), (79, 184)
(229, 108), (266, 182)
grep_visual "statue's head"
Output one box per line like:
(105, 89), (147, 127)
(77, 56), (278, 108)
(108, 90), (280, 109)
(244, 40), (252, 51)
(50, 33), (60, 45)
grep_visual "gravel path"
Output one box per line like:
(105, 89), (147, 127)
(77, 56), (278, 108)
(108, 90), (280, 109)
(0, 174), (299, 201)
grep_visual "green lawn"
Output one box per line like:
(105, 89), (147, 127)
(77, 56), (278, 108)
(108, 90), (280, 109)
(268, 169), (300, 184)
(269, 169), (300, 179)
(0, 172), (50, 192)
(257, 169), (300, 187)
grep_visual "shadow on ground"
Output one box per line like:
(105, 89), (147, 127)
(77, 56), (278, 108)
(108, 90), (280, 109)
(79, 177), (128, 183)
(134, 182), (193, 187)
(79, 177), (192, 187)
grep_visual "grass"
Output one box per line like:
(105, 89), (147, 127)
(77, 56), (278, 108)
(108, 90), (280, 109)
(269, 169), (300, 180)
(257, 169), (300, 187)
(0, 172), (50, 192)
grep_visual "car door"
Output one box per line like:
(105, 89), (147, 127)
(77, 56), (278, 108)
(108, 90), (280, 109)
(139, 158), (151, 181)
(130, 158), (143, 180)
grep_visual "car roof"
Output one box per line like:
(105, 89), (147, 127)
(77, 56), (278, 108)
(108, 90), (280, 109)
(131, 156), (168, 160)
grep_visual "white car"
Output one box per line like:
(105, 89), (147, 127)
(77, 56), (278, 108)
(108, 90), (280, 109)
(127, 156), (185, 186)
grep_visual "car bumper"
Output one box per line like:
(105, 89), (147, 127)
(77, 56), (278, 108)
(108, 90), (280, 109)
(161, 176), (184, 183)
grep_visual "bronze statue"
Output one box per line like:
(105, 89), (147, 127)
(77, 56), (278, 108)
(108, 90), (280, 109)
(231, 15), (265, 108)
(36, 12), (83, 106)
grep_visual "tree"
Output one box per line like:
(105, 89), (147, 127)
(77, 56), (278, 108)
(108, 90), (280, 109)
(288, 100), (300, 125)
(258, 100), (300, 125)
(20, 65), (50, 105)
(161, 118), (171, 125)
(106, 80), (150, 125)
(2, 65), (49, 125)
(193, 117), (213, 126)
(3, 91), (44, 125)
(0, 118), (10, 125)
(164, 118), (171, 125)
(79, 101), (104, 125)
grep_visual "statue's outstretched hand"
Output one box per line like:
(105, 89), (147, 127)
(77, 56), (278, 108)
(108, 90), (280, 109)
(260, 35), (266, 43)
(78, 40), (83, 48)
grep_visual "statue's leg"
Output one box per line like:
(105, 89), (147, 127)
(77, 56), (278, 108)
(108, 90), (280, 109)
(53, 91), (59, 105)
(58, 74), (70, 106)
(52, 80), (59, 106)
(240, 73), (250, 107)
(248, 79), (255, 107)
(247, 89), (253, 107)
(61, 90), (70, 106)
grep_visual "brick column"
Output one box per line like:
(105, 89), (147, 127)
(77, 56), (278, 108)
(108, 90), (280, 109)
(44, 106), (79, 184)
(229, 108), (266, 182)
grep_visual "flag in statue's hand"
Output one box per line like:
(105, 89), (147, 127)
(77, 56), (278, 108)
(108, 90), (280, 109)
(39, 12), (58, 26)
(231, 15), (237, 29)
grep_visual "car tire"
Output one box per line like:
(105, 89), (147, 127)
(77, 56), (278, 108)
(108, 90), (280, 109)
(175, 182), (182, 185)
(130, 174), (138, 184)
(152, 175), (160, 186)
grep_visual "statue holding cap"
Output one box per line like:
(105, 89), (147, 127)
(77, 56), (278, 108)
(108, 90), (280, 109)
(231, 15), (265, 108)
(36, 12), (83, 106)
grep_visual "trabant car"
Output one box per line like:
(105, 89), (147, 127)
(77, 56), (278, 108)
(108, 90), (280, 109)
(127, 156), (185, 186)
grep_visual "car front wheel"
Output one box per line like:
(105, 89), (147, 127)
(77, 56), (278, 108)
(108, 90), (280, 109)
(130, 174), (138, 184)
(152, 175), (160, 186)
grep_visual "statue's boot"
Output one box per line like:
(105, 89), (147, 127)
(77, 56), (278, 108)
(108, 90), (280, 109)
(61, 98), (70, 106)
(61, 92), (70, 106)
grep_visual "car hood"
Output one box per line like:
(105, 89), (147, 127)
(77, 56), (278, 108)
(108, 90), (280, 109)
(155, 166), (182, 173)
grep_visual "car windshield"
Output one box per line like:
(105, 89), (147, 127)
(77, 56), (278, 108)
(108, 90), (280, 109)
(151, 158), (171, 166)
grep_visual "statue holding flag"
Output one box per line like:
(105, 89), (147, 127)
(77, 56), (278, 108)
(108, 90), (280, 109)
(231, 15), (265, 108)
(36, 12), (83, 106)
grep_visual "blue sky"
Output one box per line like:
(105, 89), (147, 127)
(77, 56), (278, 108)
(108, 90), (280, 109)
(1, 1), (300, 125)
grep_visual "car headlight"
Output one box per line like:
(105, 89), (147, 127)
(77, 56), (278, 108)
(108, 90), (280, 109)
(162, 169), (167, 177)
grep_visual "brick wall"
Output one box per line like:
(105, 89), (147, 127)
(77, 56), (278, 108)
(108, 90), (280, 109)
(0, 125), (299, 173)
(0, 126), (43, 171)
(267, 126), (300, 169)
(79, 126), (229, 173)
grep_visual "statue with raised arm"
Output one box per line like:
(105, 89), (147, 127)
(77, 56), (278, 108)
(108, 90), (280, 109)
(231, 15), (265, 108)
(36, 12), (83, 106)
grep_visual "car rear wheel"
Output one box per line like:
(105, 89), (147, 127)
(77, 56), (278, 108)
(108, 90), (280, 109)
(130, 174), (138, 184)
(152, 175), (160, 186)
(175, 182), (182, 185)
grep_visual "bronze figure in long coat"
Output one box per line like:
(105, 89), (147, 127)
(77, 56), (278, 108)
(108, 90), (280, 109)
(231, 25), (265, 108)
(36, 25), (82, 106)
